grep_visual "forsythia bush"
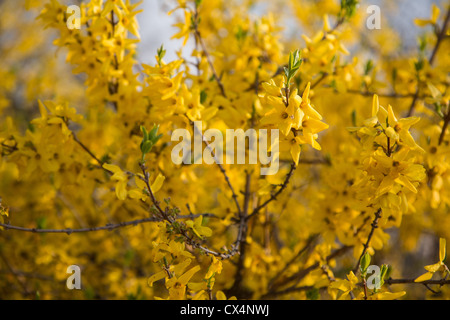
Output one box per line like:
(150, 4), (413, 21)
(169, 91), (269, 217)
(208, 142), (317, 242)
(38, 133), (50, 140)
(0, 0), (449, 300)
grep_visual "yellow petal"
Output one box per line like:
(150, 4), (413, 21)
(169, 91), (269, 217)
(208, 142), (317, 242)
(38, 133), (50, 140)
(290, 143), (301, 165)
(128, 189), (142, 199)
(216, 290), (227, 300)
(201, 107), (218, 121)
(377, 176), (395, 196)
(172, 258), (192, 275)
(199, 226), (213, 237)
(302, 82), (311, 102)
(427, 82), (441, 99)
(431, 4), (440, 24)
(385, 127), (399, 140)
(439, 238), (446, 262)
(374, 291), (406, 300)
(414, 272), (433, 282)
(148, 270), (167, 287)
(178, 265), (201, 286)
(372, 94), (379, 117)
(116, 180), (128, 200)
(395, 175), (417, 193)
(387, 105), (397, 126)
(135, 174), (147, 190)
(262, 81), (281, 96)
(363, 116), (378, 128)
(424, 262), (442, 273)
(151, 173), (165, 193)
(323, 14), (331, 32)
(414, 19), (431, 27)
(103, 163), (121, 174)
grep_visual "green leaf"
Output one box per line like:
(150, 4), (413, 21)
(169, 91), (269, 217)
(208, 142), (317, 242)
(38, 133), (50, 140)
(306, 288), (320, 300)
(200, 90), (208, 104)
(364, 59), (374, 75)
(340, 0), (359, 19)
(351, 110), (357, 127)
(285, 50), (302, 86)
(235, 26), (247, 42)
(36, 217), (47, 230)
(380, 264), (389, 286)
(141, 140), (153, 155)
(140, 126), (148, 141)
(148, 125), (160, 141)
(360, 252), (371, 275)
(391, 68), (397, 85)
(414, 59), (424, 72)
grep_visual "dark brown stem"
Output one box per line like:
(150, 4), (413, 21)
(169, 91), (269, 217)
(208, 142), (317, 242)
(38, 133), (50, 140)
(0, 216), (162, 234)
(429, 7), (450, 65)
(438, 112), (450, 146)
(408, 7), (450, 116)
(353, 209), (382, 274)
(192, 6), (226, 98)
(385, 278), (450, 286)
(72, 133), (108, 171)
(268, 235), (319, 290)
(262, 246), (351, 298)
(247, 163), (297, 220)
(227, 172), (252, 298)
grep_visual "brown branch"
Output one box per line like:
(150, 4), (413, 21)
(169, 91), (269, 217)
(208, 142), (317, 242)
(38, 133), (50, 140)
(72, 133), (110, 173)
(197, 124), (243, 216)
(227, 172), (252, 298)
(346, 89), (417, 99)
(385, 278), (450, 286)
(139, 162), (238, 260)
(262, 245), (351, 297)
(0, 216), (162, 234)
(408, 7), (450, 117)
(311, 72), (329, 89)
(406, 89), (420, 117)
(321, 16), (345, 41)
(0, 252), (32, 296)
(0, 213), (218, 235)
(261, 285), (315, 299)
(353, 208), (382, 274)
(429, 7), (450, 65)
(192, 7), (226, 97)
(268, 235), (319, 290)
(108, 10), (119, 111)
(246, 162), (297, 220)
(438, 111), (450, 146)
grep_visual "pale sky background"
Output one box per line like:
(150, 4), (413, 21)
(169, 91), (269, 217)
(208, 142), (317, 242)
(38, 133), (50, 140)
(136, 0), (447, 64)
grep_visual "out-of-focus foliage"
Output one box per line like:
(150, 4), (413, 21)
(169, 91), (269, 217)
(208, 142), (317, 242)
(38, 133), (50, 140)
(0, 0), (449, 300)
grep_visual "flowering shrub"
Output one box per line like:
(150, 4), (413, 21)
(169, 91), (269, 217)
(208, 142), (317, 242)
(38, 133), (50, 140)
(0, 0), (449, 300)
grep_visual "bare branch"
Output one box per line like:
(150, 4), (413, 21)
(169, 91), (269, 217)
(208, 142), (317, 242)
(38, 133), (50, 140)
(353, 208), (382, 274)
(247, 162), (297, 220)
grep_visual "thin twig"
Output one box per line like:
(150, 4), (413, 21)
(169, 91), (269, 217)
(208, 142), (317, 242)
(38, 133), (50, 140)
(0, 252), (32, 296)
(438, 111), (450, 146)
(353, 208), (382, 274)
(0, 213), (218, 235)
(407, 7), (450, 116)
(384, 278), (450, 286)
(192, 7), (226, 97)
(247, 163), (297, 220)
(72, 133), (108, 170)
(196, 124), (243, 216)
(268, 235), (319, 289)
(429, 7), (450, 65)
(227, 172), (252, 297)
(0, 216), (162, 234)
(346, 89), (417, 99)
(262, 246), (351, 298)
